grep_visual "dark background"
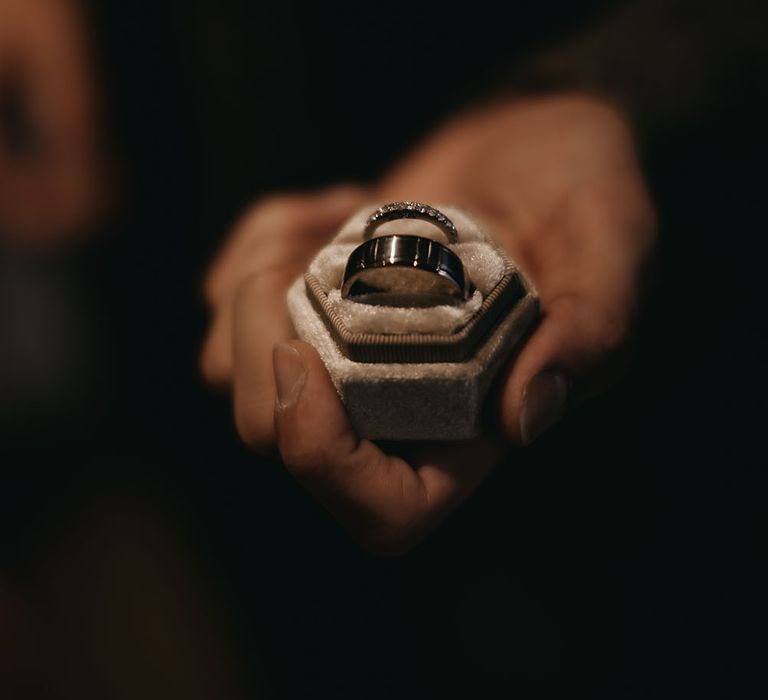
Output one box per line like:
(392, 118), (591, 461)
(2, 1), (766, 697)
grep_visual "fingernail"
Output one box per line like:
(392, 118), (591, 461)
(520, 370), (568, 445)
(273, 343), (306, 412)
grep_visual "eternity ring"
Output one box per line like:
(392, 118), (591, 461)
(363, 201), (458, 244)
(341, 234), (471, 306)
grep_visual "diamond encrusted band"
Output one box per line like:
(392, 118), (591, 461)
(362, 201), (459, 244)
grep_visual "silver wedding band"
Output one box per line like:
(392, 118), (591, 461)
(341, 234), (471, 306)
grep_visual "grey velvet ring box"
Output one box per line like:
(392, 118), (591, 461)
(286, 203), (539, 441)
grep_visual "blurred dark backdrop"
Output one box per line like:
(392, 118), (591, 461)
(1, 1), (766, 697)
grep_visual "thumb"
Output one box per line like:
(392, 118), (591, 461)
(272, 340), (431, 553)
(272, 340), (361, 477)
(498, 295), (632, 445)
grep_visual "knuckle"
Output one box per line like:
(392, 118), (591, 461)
(235, 398), (276, 454)
(199, 327), (231, 387)
(594, 312), (631, 360)
(200, 343), (230, 388)
(281, 439), (363, 482)
(282, 453), (325, 482)
(283, 437), (365, 486)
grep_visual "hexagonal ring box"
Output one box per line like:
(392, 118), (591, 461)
(286, 202), (539, 440)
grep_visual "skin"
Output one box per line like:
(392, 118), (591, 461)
(201, 94), (657, 555)
(0, 0), (103, 246)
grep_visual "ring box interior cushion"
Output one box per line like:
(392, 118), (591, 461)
(287, 203), (539, 440)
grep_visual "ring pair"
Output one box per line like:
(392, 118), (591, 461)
(341, 202), (471, 306)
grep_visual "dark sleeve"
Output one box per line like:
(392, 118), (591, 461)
(486, 0), (768, 136)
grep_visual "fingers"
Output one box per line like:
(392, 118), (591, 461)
(201, 186), (368, 389)
(204, 186), (368, 308)
(230, 269), (297, 452)
(496, 212), (642, 445)
(497, 293), (633, 445)
(271, 340), (501, 555)
(493, 172), (656, 446)
(201, 264), (300, 389)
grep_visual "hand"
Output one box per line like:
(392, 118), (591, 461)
(202, 94), (657, 554)
(0, 0), (104, 246)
